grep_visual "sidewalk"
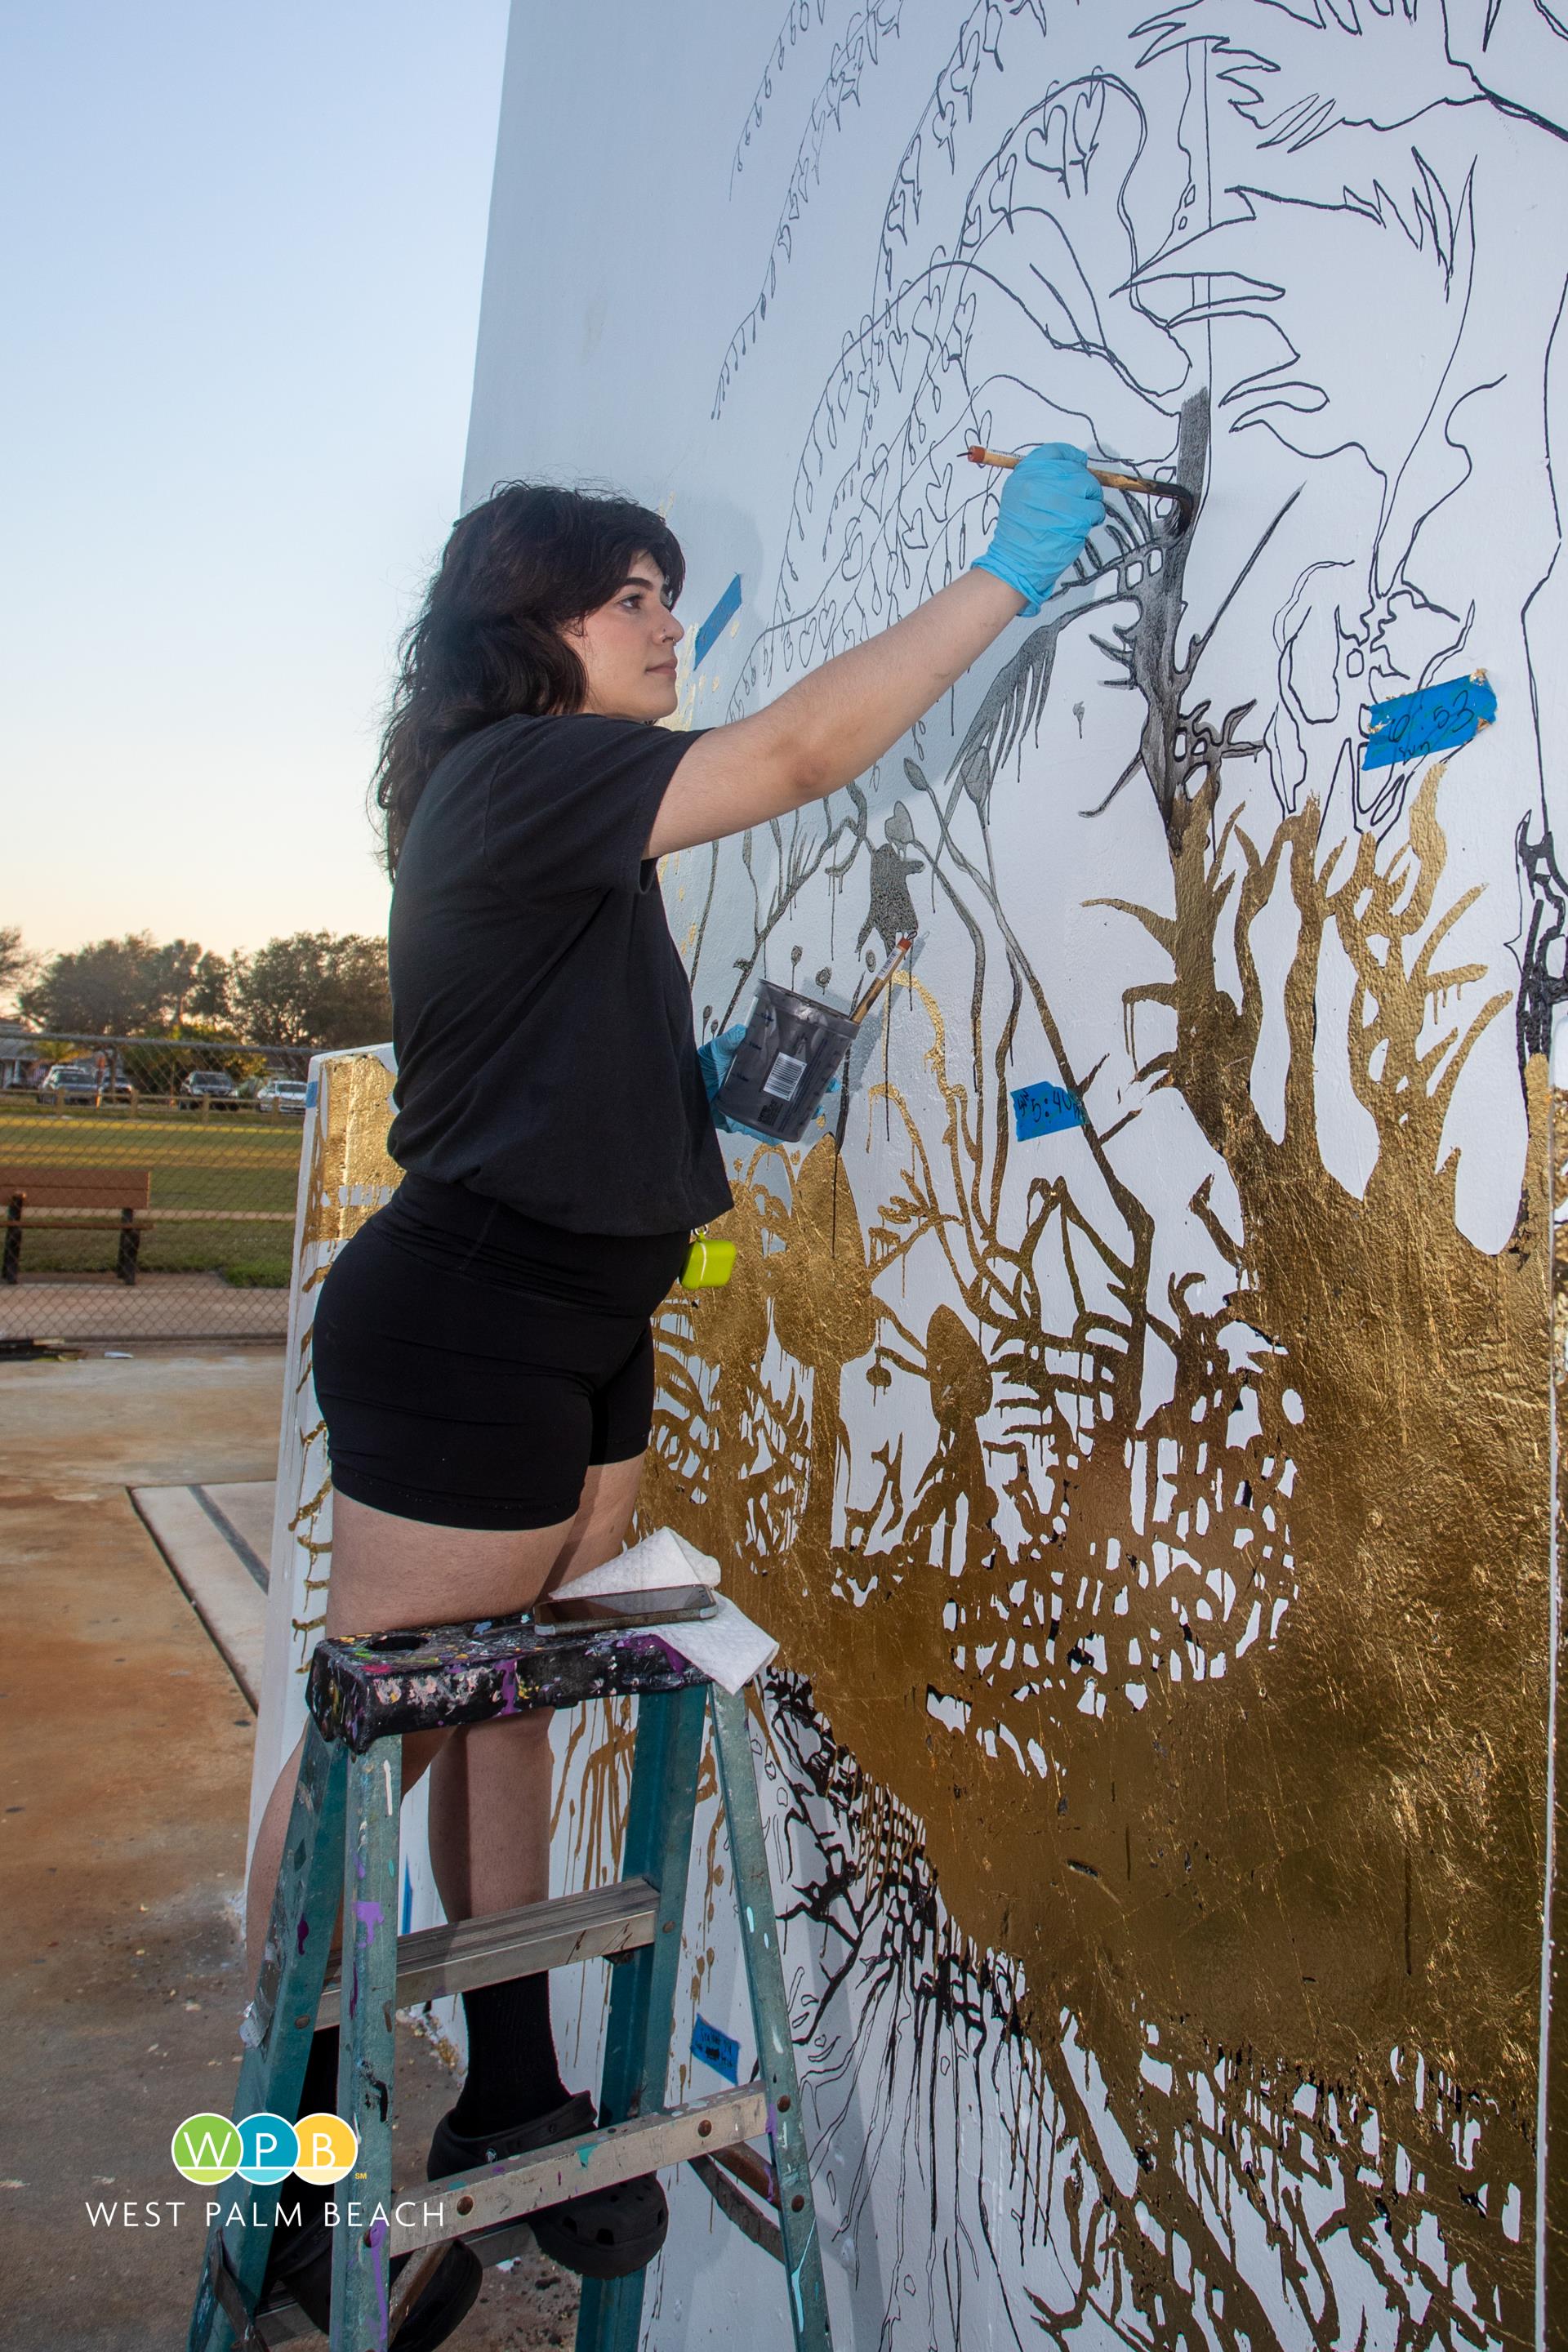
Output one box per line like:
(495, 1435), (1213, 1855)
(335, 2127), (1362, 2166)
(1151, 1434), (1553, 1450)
(0, 1352), (282, 2347)
(0, 1275), (289, 1344)
(0, 1351), (577, 2350)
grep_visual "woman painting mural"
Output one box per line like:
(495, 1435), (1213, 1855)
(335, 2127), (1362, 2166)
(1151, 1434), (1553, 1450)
(248, 451), (1102, 2341)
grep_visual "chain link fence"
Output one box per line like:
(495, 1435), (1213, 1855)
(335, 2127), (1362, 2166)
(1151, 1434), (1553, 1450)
(0, 1032), (320, 1347)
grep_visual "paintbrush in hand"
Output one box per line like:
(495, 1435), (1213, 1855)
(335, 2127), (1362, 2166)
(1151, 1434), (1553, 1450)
(966, 445), (1195, 536)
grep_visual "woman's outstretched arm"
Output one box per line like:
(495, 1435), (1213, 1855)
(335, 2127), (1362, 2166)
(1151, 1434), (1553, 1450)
(647, 444), (1102, 858)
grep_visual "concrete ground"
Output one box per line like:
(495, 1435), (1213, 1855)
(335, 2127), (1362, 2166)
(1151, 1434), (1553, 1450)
(0, 1349), (578, 2350)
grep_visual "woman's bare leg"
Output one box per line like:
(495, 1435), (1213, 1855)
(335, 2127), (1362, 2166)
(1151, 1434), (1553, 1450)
(245, 1454), (648, 1974)
(544, 1452), (651, 1599)
(424, 1453), (648, 1921)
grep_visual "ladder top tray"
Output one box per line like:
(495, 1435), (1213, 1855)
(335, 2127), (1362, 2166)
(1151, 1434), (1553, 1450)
(307, 1612), (712, 1750)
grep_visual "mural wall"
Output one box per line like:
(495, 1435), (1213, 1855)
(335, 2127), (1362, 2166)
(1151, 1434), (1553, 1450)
(254, 6), (1568, 2347)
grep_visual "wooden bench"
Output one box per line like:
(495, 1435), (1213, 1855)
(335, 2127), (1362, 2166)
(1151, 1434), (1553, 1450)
(1, 1167), (154, 1286)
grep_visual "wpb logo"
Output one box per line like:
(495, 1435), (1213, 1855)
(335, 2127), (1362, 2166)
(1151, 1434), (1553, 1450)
(172, 2112), (358, 2186)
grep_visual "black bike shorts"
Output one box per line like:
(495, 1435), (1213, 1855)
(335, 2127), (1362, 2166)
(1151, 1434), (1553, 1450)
(311, 1174), (688, 1531)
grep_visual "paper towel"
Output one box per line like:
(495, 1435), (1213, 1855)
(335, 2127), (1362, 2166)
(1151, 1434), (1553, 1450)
(551, 1525), (776, 1695)
(557, 1524), (719, 1597)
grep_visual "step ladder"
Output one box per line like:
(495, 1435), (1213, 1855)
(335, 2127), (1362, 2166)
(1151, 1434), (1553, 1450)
(187, 1609), (833, 2352)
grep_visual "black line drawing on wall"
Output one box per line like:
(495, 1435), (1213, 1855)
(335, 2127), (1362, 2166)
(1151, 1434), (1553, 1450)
(563, 7), (1568, 2350)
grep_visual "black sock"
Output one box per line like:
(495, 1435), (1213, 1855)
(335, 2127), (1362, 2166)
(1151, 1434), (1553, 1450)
(297, 2024), (341, 2121)
(266, 2027), (340, 2267)
(449, 1974), (568, 2137)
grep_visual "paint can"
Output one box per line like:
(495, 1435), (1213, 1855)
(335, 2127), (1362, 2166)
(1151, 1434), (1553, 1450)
(714, 981), (859, 1143)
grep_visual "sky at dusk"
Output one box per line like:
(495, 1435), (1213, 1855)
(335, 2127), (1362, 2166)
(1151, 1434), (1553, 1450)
(2, 2), (510, 964)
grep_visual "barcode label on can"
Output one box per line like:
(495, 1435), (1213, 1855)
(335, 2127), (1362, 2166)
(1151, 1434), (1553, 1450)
(761, 1051), (808, 1102)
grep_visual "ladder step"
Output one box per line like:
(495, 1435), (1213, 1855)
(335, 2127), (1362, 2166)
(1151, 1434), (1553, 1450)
(313, 1877), (657, 2029)
(691, 2154), (784, 2265)
(388, 2084), (768, 2256)
(310, 1619), (710, 1749)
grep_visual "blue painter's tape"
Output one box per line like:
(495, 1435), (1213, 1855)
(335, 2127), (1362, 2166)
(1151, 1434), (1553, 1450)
(690, 2015), (741, 2083)
(1011, 1080), (1085, 1142)
(1362, 671), (1496, 770)
(693, 573), (742, 668)
(401, 1863), (412, 1936)
(305, 1078), (318, 1109)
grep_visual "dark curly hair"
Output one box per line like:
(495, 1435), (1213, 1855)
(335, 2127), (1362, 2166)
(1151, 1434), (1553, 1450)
(372, 482), (686, 874)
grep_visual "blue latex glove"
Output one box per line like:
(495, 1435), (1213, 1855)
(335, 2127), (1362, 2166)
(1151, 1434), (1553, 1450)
(698, 1024), (751, 1134)
(698, 1022), (840, 1142)
(970, 443), (1105, 617)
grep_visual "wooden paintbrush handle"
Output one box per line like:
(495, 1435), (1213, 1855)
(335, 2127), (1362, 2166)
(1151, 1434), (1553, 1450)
(966, 444), (1192, 520)
(852, 935), (912, 1025)
(1090, 466), (1188, 506)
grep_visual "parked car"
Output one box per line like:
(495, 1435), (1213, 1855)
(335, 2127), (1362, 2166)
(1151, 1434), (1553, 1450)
(37, 1062), (133, 1100)
(180, 1069), (238, 1104)
(255, 1078), (310, 1116)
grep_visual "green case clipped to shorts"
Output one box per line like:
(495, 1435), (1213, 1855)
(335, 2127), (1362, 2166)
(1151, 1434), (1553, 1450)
(681, 1229), (736, 1288)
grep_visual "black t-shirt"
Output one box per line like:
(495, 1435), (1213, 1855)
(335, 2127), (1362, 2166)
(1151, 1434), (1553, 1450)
(386, 713), (733, 1236)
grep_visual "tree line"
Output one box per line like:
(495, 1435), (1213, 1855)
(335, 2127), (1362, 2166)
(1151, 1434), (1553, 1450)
(0, 924), (391, 1049)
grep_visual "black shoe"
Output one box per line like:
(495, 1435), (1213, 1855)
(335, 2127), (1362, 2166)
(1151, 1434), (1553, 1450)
(264, 2201), (482, 2351)
(428, 2092), (669, 2282)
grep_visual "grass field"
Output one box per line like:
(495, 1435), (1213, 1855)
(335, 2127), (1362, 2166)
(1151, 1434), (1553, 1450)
(0, 1099), (304, 1284)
